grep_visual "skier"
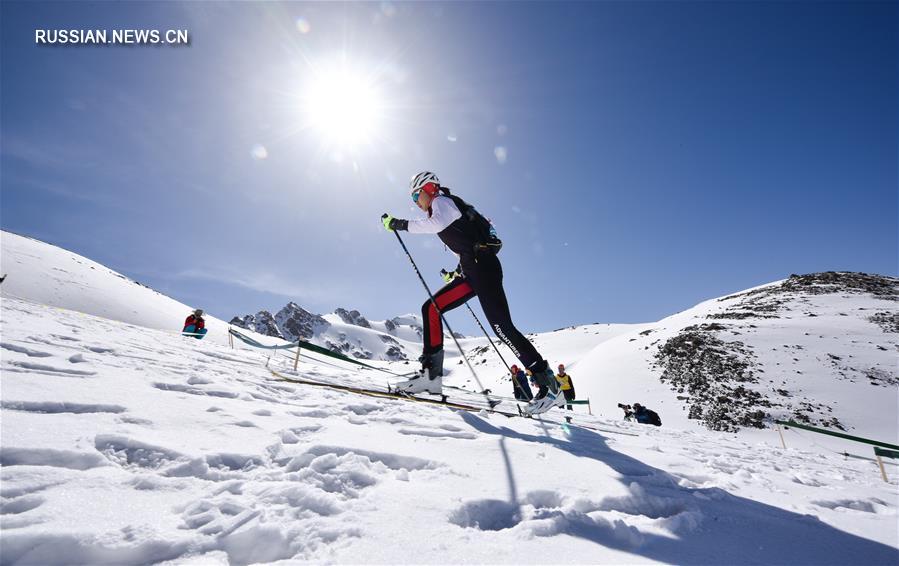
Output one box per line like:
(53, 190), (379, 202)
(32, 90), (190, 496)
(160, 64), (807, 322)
(555, 363), (576, 410)
(382, 171), (564, 415)
(183, 309), (207, 339)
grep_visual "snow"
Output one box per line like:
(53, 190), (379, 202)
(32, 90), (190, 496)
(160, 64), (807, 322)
(1, 230), (898, 564)
(0, 231), (235, 348)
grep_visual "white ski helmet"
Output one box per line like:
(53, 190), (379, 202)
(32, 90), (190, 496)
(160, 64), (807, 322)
(409, 171), (440, 198)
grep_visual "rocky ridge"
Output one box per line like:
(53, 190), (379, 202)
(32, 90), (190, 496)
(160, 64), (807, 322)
(653, 272), (898, 432)
(229, 304), (436, 362)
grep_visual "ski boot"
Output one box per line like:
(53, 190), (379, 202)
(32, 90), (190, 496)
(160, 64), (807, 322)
(393, 351), (444, 396)
(522, 363), (564, 416)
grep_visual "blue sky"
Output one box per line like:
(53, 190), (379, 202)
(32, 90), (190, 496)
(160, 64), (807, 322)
(2, 1), (896, 335)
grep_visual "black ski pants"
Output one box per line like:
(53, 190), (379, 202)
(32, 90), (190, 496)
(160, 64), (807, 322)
(421, 253), (543, 370)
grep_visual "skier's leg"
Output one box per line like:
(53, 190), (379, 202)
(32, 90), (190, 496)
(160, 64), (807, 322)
(420, 276), (476, 358)
(466, 256), (555, 395)
(466, 257), (540, 365)
(397, 277), (476, 395)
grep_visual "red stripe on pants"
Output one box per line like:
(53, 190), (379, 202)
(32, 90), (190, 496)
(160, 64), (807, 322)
(427, 280), (474, 349)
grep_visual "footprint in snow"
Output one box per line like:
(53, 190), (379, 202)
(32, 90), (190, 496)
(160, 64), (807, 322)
(0, 342), (53, 358)
(152, 382), (240, 399)
(1, 400), (125, 415)
(4, 360), (97, 377)
(449, 499), (521, 531)
(344, 403), (383, 416)
(450, 484), (693, 549)
(288, 409), (332, 419)
(0, 495), (46, 515)
(398, 428), (477, 440)
(277, 425), (324, 444)
(811, 498), (889, 513)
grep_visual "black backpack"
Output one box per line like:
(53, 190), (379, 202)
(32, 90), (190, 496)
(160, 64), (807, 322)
(443, 190), (502, 255)
(647, 409), (662, 427)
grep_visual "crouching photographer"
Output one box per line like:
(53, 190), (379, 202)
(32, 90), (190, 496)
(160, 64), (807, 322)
(617, 402), (661, 426)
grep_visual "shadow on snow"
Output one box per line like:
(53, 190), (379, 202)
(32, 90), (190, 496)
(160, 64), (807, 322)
(458, 412), (898, 566)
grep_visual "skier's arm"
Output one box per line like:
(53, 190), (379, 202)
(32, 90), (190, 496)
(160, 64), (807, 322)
(407, 196), (462, 234)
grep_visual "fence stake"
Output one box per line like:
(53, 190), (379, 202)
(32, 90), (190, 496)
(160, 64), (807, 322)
(777, 424), (787, 449)
(293, 344), (302, 371)
(876, 453), (888, 483)
(587, 398), (592, 415)
(229, 328), (234, 349)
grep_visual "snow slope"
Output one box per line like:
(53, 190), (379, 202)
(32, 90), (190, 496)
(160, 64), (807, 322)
(0, 231), (235, 347)
(2, 296), (898, 565)
(2, 231), (898, 565)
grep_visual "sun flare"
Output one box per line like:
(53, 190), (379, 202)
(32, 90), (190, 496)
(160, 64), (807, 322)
(303, 67), (383, 148)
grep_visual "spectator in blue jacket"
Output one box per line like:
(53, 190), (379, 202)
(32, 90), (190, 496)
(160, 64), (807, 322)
(509, 364), (533, 401)
(633, 403), (662, 426)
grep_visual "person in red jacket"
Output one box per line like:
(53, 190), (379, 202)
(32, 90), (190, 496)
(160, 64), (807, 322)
(183, 309), (207, 339)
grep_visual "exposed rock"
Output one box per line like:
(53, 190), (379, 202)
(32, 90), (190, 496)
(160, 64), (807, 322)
(655, 329), (771, 432)
(863, 367), (898, 387)
(335, 308), (371, 329)
(378, 334), (408, 361)
(229, 311), (283, 339)
(782, 272), (898, 299)
(390, 316), (423, 338)
(869, 311), (899, 333)
(275, 302), (330, 341)
(384, 346), (406, 361)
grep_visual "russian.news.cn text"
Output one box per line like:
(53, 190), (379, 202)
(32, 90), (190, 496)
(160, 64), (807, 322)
(35, 29), (190, 46)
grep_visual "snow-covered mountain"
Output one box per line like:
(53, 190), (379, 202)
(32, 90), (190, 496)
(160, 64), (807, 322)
(230, 303), (462, 362)
(1, 230), (897, 564)
(559, 272), (898, 443)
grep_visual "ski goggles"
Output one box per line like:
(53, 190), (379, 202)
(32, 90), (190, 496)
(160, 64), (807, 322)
(411, 188), (423, 203)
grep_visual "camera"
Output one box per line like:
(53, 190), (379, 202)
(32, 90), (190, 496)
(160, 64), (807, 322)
(617, 403), (631, 409)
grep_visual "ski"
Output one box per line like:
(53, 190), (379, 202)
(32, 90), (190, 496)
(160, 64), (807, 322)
(270, 368), (638, 436)
(272, 369), (510, 415)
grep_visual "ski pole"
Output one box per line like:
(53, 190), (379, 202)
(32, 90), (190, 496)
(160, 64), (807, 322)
(391, 231), (499, 408)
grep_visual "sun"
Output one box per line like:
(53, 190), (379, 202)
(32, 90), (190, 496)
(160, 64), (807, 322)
(302, 66), (384, 149)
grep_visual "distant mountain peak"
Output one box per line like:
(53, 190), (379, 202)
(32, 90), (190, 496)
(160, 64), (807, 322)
(230, 302), (415, 361)
(274, 304), (329, 342)
(335, 308), (371, 329)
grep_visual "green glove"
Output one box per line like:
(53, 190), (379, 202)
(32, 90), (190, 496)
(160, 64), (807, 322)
(440, 267), (461, 283)
(381, 214), (408, 232)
